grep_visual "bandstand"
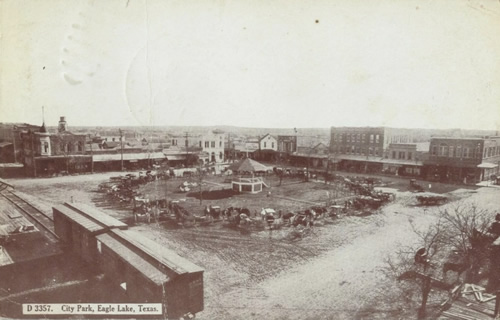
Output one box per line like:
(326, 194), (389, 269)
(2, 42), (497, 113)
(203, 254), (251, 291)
(231, 177), (265, 194)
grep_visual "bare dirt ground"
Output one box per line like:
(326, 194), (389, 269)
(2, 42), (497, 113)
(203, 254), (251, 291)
(6, 172), (500, 320)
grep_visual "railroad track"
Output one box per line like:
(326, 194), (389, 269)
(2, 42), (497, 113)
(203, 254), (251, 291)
(1, 190), (58, 241)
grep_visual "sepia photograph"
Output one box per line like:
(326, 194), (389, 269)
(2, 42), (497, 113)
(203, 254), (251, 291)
(1, 0), (500, 319)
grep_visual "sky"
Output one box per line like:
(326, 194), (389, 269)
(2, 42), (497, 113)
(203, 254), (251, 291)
(1, 0), (499, 130)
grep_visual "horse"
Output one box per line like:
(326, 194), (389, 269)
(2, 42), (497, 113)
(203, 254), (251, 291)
(282, 212), (295, 222)
(291, 213), (310, 227)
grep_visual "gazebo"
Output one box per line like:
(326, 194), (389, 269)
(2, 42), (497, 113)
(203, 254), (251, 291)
(229, 158), (270, 194)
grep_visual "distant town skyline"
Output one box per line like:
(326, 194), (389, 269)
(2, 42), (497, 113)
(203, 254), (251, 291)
(1, 0), (499, 131)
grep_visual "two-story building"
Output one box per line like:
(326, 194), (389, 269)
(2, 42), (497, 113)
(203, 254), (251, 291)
(255, 134), (277, 162)
(170, 130), (226, 164)
(277, 135), (297, 164)
(424, 136), (500, 183)
(0, 123), (41, 163)
(329, 126), (420, 174)
(21, 117), (91, 177)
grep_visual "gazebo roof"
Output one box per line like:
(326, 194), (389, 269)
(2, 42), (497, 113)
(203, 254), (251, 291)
(229, 158), (270, 172)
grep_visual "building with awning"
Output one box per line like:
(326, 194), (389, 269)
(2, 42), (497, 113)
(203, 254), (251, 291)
(478, 162), (499, 181)
(424, 136), (500, 183)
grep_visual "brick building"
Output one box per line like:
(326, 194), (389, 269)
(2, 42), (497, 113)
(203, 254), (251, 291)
(329, 127), (419, 174)
(0, 123), (40, 163)
(21, 117), (91, 177)
(424, 136), (500, 183)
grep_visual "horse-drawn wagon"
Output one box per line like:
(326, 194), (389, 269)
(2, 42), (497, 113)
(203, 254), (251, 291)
(415, 193), (447, 206)
(409, 179), (425, 192)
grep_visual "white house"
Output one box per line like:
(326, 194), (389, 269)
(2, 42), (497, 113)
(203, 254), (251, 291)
(259, 134), (277, 151)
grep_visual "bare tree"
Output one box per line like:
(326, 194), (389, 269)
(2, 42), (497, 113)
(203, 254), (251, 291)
(438, 202), (494, 283)
(384, 217), (448, 319)
(384, 202), (495, 319)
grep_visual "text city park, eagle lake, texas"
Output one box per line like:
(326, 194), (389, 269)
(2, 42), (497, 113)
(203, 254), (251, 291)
(22, 303), (163, 316)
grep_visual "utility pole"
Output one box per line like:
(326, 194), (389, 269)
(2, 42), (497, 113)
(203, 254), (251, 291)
(119, 128), (124, 171)
(198, 160), (204, 205)
(89, 134), (94, 173)
(228, 133), (231, 162)
(184, 132), (189, 167)
(12, 126), (17, 163)
(31, 131), (36, 177)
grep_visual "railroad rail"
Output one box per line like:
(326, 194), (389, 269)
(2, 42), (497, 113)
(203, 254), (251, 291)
(0, 190), (58, 241)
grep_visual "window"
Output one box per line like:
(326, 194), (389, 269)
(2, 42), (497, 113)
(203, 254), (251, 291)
(264, 142), (267, 148)
(375, 135), (380, 144)
(199, 141), (202, 147)
(357, 134), (360, 142)
(449, 146), (454, 158)
(347, 134), (351, 142)
(408, 152), (412, 160)
(351, 145), (355, 153)
(211, 141), (215, 148)
(219, 152), (223, 160)
(456, 146), (462, 158)
(431, 145), (437, 156)
(439, 144), (448, 157)
(375, 148), (379, 156)
(392, 151), (396, 159)
(205, 141), (209, 148)
(44, 142), (49, 153)
(219, 141), (222, 147)
(362, 134), (366, 142)
(370, 134), (374, 143)
(77, 142), (83, 152)
(399, 151), (405, 160)
(272, 142), (274, 148)
(463, 147), (470, 158)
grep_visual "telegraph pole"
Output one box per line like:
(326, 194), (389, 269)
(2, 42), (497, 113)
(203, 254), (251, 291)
(89, 134), (94, 173)
(184, 132), (189, 167)
(228, 133), (231, 162)
(119, 129), (124, 171)
(12, 126), (17, 163)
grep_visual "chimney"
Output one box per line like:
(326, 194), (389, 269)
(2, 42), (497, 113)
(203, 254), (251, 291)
(58, 116), (67, 133)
